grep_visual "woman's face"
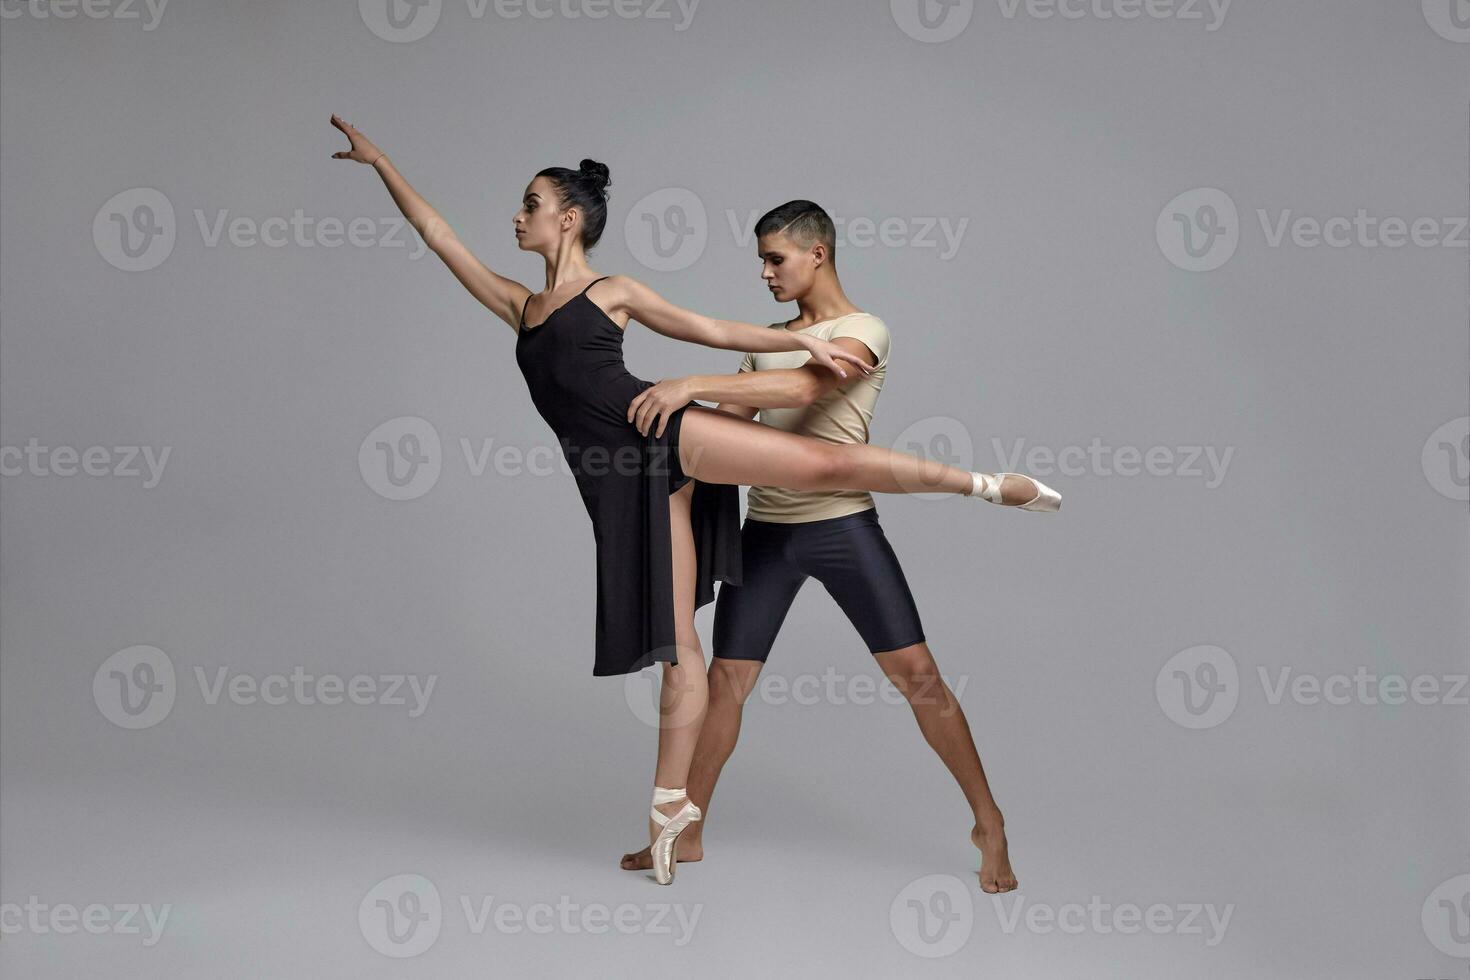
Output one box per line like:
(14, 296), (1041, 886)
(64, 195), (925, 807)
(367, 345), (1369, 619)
(514, 176), (569, 252)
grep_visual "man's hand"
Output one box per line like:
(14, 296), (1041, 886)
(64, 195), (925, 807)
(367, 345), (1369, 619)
(628, 377), (695, 438)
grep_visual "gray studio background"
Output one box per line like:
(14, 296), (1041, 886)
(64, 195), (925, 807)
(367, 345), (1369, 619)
(2, 0), (1467, 976)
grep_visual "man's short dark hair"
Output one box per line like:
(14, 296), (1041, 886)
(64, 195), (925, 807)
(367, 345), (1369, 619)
(755, 200), (837, 258)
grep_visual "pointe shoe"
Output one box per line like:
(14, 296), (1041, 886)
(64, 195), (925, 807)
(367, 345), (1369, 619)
(649, 786), (701, 885)
(971, 472), (1061, 512)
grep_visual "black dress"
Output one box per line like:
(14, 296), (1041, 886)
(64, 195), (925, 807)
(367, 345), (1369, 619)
(514, 277), (743, 676)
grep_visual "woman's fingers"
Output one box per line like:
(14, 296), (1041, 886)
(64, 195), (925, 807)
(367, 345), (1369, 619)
(829, 347), (872, 372)
(815, 353), (848, 378)
(330, 116), (359, 162)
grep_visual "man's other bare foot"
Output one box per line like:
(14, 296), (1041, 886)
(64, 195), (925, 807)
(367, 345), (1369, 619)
(972, 824), (1018, 893)
(620, 833), (704, 871)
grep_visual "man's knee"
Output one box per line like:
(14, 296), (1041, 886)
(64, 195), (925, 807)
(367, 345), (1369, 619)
(877, 644), (947, 705)
(709, 657), (762, 704)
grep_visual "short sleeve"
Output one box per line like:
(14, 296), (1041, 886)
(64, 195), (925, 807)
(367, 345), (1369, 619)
(830, 314), (890, 368)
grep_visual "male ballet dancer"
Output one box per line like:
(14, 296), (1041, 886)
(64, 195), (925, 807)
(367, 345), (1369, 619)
(621, 200), (1040, 893)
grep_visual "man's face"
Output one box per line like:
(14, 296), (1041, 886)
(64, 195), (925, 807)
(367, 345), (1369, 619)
(757, 231), (822, 303)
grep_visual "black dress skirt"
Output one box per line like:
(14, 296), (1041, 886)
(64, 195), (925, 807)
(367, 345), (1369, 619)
(513, 278), (743, 675)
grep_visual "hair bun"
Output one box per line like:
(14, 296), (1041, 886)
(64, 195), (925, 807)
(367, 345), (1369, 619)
(578, 159), (611, 192)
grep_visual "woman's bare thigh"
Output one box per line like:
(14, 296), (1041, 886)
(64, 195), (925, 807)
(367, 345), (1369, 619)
(676, 405), (837, 489)
(668, 478), (699, 653)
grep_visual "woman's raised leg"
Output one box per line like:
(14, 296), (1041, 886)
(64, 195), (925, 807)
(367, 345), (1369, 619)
(674, 406), (1051, 504)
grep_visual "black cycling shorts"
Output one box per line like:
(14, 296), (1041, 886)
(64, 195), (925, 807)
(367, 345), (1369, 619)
(712, 508), (926, 662)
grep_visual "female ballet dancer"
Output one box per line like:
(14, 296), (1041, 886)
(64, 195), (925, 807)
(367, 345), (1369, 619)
(329, 114), (1060, 884)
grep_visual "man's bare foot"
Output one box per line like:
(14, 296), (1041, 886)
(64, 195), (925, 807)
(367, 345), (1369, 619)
(972, 824), (1017, 893)
(620, 798), (704, 871)
(620, 831), (704, 871)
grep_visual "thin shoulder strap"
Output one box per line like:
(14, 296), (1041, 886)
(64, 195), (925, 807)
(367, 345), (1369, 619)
(518, 292), (532, 328)
(582, 275), (611, 296)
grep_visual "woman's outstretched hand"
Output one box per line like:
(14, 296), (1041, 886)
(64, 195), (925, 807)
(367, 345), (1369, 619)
(798, 336), (875, 380)
(330, 114), (384, 165)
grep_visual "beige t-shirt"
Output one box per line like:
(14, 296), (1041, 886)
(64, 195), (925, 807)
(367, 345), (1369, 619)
(737, 312), (891, 523)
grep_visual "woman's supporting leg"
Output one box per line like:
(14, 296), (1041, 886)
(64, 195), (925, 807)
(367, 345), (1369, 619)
(649, 479), (708, 845)
(674, 405), (1037, 501)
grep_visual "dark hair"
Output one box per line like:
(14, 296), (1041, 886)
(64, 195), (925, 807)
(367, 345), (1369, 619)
(536, 159), (612, 250)
(755, 200), (837, 259)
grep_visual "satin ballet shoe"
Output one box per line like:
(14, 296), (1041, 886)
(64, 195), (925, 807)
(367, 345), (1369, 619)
(649, 786), (701, 885)
(971, 472), (1061, 512)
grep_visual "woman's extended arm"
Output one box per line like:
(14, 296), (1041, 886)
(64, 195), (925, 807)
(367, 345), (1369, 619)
(603, 275), (873, 380)
(330, 114), (529, 331)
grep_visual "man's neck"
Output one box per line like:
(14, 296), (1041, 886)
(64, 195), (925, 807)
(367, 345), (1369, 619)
(788, 281), (861, 328)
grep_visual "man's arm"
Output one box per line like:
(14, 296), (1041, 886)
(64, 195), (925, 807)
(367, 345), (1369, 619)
(692, 337), (878, 411)
(629, 337), (878, 437)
